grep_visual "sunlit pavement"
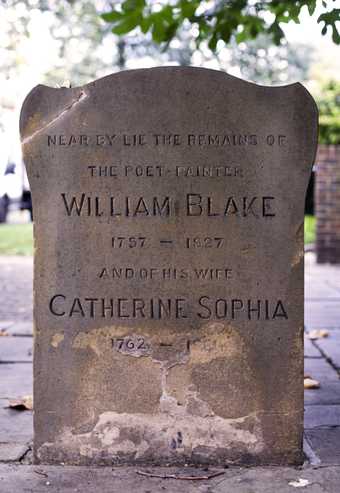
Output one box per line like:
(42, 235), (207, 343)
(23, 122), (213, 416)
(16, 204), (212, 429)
(0, 257), (32, 323)
(0, 253), (340, 492)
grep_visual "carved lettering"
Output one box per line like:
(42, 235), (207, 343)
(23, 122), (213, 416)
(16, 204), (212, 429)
(49, 295), (288, 321)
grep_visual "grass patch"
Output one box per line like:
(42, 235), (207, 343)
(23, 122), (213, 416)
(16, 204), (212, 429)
(0, 223), (33, 255)
(305, 215), (316, 245)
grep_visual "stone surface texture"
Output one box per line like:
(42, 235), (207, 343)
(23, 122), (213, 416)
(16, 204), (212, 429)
(20, 68), (318, 466)
(2, 464), (340, 493)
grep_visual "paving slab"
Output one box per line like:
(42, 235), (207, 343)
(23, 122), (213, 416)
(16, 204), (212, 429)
(313, 331), (340, 371)
(213, 466), (340, 493)
(304, 338), (322, 358)
(304, 357), (340, 381)
(0, 337), (32, 363)
(304, 280), (340, 300)
(6, 322), (33, 337)
(0, 256), (33, 323)
(305, 301), (340, 330)
(0, 364), (33, 399)
(305, 252), (340, 287)
(305, 405), (340, 429)
(304, 382), (340, 406)
(0, 444), (30, 464)
(327, 279), (340, 294)
(304, 253), (340, 333)
(304, 428), (340, 467)
(304, 358), (340, 406)
(1, 464), (340, 493)
(0, 321), (14, 331)
(0, 399), (33, 443)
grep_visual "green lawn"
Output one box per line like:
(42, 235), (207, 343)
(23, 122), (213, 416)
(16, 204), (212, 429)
(304, 215), (316, 245)
(0, 223), (33, 255)
(0, 216), (316, 256)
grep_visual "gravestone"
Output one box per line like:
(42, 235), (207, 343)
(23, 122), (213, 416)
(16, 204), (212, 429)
(20, 67), (318, 466)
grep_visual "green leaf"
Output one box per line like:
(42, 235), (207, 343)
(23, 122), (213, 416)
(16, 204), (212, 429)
(112, 13), (141, 35)
(235, 29), (248, 43)
(307, 0), (317, 16)
(208, 33), (218, 51)
(160, 5), (174, 23)
(219, 22), (232, 43)
(140, 16), (152, 34)
(318, 9), (340, 25)
(149, 7), (177, 43)
(101, 11), (123, 23)
(318, 9), (340, 44)
(179, 0), (197, 19)
(151, 16), (167, 43)
(165, 20), (179, 41)
(331, 25), (340, 44)
(122, 0), (145, 13)
(268, 22), (284, 45)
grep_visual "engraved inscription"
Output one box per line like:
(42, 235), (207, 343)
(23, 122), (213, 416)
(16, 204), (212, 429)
(49, 295), (288, 321)
(111, 336), (151, 357)
(61, 193), (276, 219)
(98, 267), (233, 281)
(88, 164), (244, 178)
(47, 132), (287, 147)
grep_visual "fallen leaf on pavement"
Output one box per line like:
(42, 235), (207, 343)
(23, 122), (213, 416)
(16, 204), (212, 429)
(304, 378), (320, 389)
(289, 478), (310, 488)
(8, 395), (33, 411)
(306, 329), (329, 340)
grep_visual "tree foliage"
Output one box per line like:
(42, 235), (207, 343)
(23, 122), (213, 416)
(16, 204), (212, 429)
(101, 1), (340, 49)
(317, 80), (340, 144)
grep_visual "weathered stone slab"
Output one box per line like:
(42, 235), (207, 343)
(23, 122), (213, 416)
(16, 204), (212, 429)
(313, 331), (340, 370)
(304, 337), (322, 358)
(305, 428), (340, 466)
(304, 357), (340, 406)
(0, 337), (33, 363)
(304, 382), (340, 406)
(305, 405), (340, 429)
(305, 301), (340, 330)
(304, 357), (339, 382)
(0, 399), (33, 444)
(0, 444), (30, 463)
(6, 322), (33, 337)
(20, 68), (318, 466)
(2, 464), (340, 493)
(0, 321), (14, 331)
(0, 364), (33, 399)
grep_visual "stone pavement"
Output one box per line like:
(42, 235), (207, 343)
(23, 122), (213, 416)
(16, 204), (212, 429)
(0, 257), (33, 323)
(0, 252), (340, 492)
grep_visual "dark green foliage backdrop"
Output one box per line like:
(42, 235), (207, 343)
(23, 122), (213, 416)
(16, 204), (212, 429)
(102, 1), (340, 49)
(317, 81), (340, 144)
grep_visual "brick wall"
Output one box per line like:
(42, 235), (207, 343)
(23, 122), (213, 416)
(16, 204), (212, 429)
(315, 145), (340, 264)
